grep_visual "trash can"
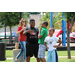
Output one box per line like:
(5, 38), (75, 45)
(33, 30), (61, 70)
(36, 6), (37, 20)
(0, 42), (7, 61)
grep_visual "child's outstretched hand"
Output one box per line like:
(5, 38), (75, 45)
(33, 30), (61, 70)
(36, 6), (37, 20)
(27, 28), (32, 34)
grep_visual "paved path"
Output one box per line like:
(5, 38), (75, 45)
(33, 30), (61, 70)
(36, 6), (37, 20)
(7, 56), (75, 60)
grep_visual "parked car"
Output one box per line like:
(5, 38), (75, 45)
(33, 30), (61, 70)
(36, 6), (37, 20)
(58, 34), (67, 40)
(9, 32), (19, 43)
(0, 32), (19, 43)
(70, 32), (75, 41)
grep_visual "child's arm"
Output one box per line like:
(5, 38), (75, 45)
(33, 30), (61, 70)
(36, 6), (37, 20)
(53, 39), (62, 48)
(44, 42), (49, 50)
(38, 27), (43, 39)
(38, 35), (42, 39)
(39, 26), (41, 35)
(17, 27), (26, 35)
(23, 28), (32, 36)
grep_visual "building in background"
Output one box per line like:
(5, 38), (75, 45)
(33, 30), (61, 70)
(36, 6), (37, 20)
(27, 14), (43, 28)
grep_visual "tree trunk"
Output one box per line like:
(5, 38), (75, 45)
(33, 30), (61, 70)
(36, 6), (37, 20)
(5, 26), (6, 39)
(9, 26), (12, 43)
(10, 26), (12, 37)
(67, 22), (71, 59)
(9, 26), (12, 39)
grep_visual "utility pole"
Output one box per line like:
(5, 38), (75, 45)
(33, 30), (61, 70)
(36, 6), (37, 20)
(62, 12), (66, 46)
(51, 12), (53, 28)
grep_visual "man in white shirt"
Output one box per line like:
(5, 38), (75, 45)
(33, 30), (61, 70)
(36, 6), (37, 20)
(44, 28), (62, 62)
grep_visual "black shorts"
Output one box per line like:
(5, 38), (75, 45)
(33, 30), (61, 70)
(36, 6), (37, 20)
(26, 42), (39, 57)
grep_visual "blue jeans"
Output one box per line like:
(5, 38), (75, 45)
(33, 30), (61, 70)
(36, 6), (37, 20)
(16, 41), (26, 60)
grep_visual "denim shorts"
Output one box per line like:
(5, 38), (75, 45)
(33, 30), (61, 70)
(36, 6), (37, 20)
(47, 49), (58, 62)
(38, 44), (46, 58)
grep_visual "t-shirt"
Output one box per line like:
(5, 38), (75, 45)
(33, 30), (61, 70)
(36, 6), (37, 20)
(24, 27), (39, 44)
(38, 27), (48, 44)
(44, 36), (59, 51)
(17, 26), (27, 42)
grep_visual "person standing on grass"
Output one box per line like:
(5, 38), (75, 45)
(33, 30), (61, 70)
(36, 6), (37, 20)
(38, 21), (48, 62)
(23, 19), (39, 62)
(15, 18), (27, 62)
(44, 28), (62, 62)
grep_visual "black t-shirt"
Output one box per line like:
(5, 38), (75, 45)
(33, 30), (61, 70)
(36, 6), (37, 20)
(24, 27), (39, 44)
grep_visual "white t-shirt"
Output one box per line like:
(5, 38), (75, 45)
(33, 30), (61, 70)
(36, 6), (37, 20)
(44, 36), (59, 51)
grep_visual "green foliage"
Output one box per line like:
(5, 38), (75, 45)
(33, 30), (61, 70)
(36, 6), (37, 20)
(39, 12), (51, 29)
(0, 12), (20, 28)
(41, 12), (75, 29)
(39, 12), (62, 29)
(22, 12), (28, 23)
(64, 12), (75, 32)
(28, 12), (40, 14)
(27, 12), (40, 17)
(64, 12), (75, 22)
(53, 12), (62, 29)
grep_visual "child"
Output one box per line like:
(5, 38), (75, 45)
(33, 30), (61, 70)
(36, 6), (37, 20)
(23, 19), (39, 62)
(38, 21), (48, 62)
(44, 28), (62, 62)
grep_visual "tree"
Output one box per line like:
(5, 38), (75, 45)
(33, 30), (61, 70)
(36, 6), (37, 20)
(53, 12), (62, 29)
(0, 12), (20, 37)
(39, 12), (62, 29)
(39, 12), (51, 29)
(27, 12), (40, 17)
(39, 12), (50, 23)
(22, 12), (29, 23)
(28, 12), (40, 14)
(64, 12), (75, 59)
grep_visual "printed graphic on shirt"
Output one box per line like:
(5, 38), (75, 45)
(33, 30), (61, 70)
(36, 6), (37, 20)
(30, 30), (37, 38)
(50, 41), (52, 44)
(49, 39), (54, 45)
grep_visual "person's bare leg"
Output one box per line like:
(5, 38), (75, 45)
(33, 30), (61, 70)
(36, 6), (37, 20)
(40, 58), (46, 62)
(36, 57), (41, 62)
(15, 58), (18, 61)
(26, 56), (30, 62)
(24, 60), (26, 62)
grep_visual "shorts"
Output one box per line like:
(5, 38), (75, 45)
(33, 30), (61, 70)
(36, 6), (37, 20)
(26, 42), (39, 57)
(38, 44), (46, 58)
(47, 49), (58, 62)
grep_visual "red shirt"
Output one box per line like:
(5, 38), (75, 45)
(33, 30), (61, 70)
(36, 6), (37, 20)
(17, 26), (27, 42)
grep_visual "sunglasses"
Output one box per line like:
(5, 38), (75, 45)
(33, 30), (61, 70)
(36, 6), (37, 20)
(22, 21), (26, 22)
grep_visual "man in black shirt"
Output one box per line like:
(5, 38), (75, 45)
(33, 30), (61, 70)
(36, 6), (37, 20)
(23, 19), (40, 62)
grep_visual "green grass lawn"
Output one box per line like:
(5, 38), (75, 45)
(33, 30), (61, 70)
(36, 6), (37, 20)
(0, 50), (75, 62)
